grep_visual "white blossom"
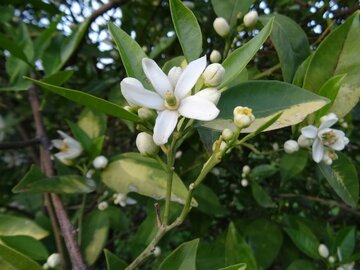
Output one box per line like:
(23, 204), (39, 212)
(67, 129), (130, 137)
(318, 243), (329, 258)
(241, 179), (249, 187)
(93, 155), (108, 169)
(153, 246), (161, 256)
(284, 140), (299, 154)
(222, 128), (233, 141)
(233, 106), (255, 128)
(114, 193), (137, 207)
(47, 253), (61, 268)
(136, 132), (159, 155)
(121, 56), (220, 145)
(210, 50), (221, 63)
(243, 10), (258, 27)
(242, 165), (251, 175)
(98, 201), (109, 211)
(203, 63), (225, 86)
(213, 17), (230, 37)
(51, 131), (83, 164)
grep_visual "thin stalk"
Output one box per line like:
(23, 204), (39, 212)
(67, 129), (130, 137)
(77, 194), (87, 244)
(163, 139), (176, 225)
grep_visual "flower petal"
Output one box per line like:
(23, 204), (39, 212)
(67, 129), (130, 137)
(51, 139), (64, 149)
(142, 58), (173, 97)
(153, 110), (179, 145)
(178, 95), (220, 121)
(331, 129), (347, 151)
(312, 138), (324, 163)
(121, 78), (165, 110)
(174, 55), (207, 100)
(319, 113), (338, 129)
(195, 88), (221, 104)
(301, 125), (318, 139)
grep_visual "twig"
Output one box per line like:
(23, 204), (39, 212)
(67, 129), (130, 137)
(0, 138), (40, 150)
(252, 63), (281, 80)
(28, 84), (86, 270)
(154, 203), (162, 228)
(88, 0), (128, 24)
(312, 21), (335, 46)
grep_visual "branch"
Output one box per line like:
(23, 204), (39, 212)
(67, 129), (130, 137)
(89, 0), (128, 24)
(0, 138), (40, 150)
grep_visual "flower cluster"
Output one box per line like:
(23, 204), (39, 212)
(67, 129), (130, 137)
(121, 56), (222, 146)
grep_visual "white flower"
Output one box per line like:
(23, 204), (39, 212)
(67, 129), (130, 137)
(242, 165), (251, 175)
(213, 17), (230, 37)
(93, 155), (108, 169)
(284, 140), (299, 154)
(337, 263), (355, 270)
(0, 115), (5, 142)
(153, 246), (161, 257)
(222, 128), (233, 141)
(318, 243), (329, 258)
(243, 10), (258, 27)
(210, 50), (222, 63)
(42, 263), (49, 269)
(203, 63), (225, 86)
(136, 132), (159, 155)
(98, 201), (109, 211)
(301, 113), (349, 163)
(47, 253), (61, 268)
(121, 56), (220, 145)
(233, 106), (255, 128)
(297, 134), (313, 148)
(241, 179), (249, 187)
(272, 142), (279, 151)
(51, 131), (83, 164)
(328, 256), (335, 263)
(175, 150), (183, 159)
(113, 193), (137, 207)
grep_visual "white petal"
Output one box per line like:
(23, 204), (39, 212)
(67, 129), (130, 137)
(312, 138), (324, 163)
(121, 78), (165, 110)
(153, 110), (179, 145)
(142, 58), (173, 97)
(178, 95), (220, 121)
(301, 125), (318, 139)
(195, 88), (221, 104)
(126, 197), (137, 205)
(331, 130), (346, 151)
(319, 113), (338, 129)
(51, 139), (64, 149)
(174, 56), (207, 100)
(57, 130), (72, 139)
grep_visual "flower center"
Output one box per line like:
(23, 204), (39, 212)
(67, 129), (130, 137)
(164, 91), (179, 110)
(322, 131), (338, 146)
(59, 142), (69, 152)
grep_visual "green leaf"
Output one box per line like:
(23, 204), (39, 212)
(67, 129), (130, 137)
(101, 153), (197, 206)
(0, 235), (48, 260)
(81, 210), (110, 265)
(158, 239), (199, 270)
(104, 249), (127, 270)
(162, 56), (186, 74)
(286, 260), (316, 270)
(170, 0), (202, 61)
(259, 14), (310, 82)
(251, 181), (276, 208)
(293, 54), (313, 87)
(335, 226), (356, 260)
(0, 244), (42, 270)
(221, 19), (273, 87)
(303, 11), (360, 117)
(193, 184), (227, 216)
(196, 242), (225, 270)
(77, 108), (107, 140)
(108, 22), (151, 89)
(201, 80), (328, 133)
(279, 150), (308, 181)
(250, 164), (278, 179)
(26, 78), (139, 122)
(0, 214), (48, 240)
(318, 152), (359, 207)
(13, 165), (95, 194)
(149, 35), (177, 59)
(225, 223), (257, 269)
(211, 0), (253, 28)
(244, 219), (283, 269)
(42, 70), (74, 86)
(218, 263), (247, 270)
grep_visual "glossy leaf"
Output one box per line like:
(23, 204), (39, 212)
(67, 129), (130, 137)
(196, 242), (225, 270)
(0, 214), (48, 240)
(286, 260), (316, 270)
(336, 226), (356, 260)
(280, 150), (308, 181)
(170, 0), (202, 61)
(251, 181), (276, 208)
(193, 184), (227, 216)
(259, 14), (310, 82)
(42, 70), (74, 86)
(303, 11), (360, 117)
(104, 249), (127, 270)
(158, 239), (199, 270)
(0, 244), (42, 270)
(218, 263), (246, 270)
(26, 78), (139, 122)
(318, 152), (359, 207)
(225, 223), (257, 269)
(221, 19), (273, 87)
(77, 108), (107, 140)
(211, 0), (253, 27)
(101, 153), (197, 206)
(108, 22), (151, 89)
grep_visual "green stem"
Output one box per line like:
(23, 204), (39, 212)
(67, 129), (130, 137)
(252, 63), (281, 80)
(77, 194), (87, 244)
(163, 138), (176, 225)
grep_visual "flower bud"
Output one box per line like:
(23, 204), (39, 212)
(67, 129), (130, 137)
(243, 10), (258, 27)
(212, 168), (220, 176)
(297, 134), (313, 148)
(93, 155), (108, 169)
(328, 256), (335, 264)
(233, 106), (255, 128)
(168, 66), (182, 88)
(175, 150), (183, 159)
(210, 50), (222, 63)
(153, 246), (161, 257)
(213, 17), (230, 37)
(222, 128), (233, 141)
(318, 243), (329, 258)
(203, 63), (225, 86)
(138, 108), (156, 121)
(136, 132), (159, 155)
(47, 253), (61, 268)
(98, 201), (109, 211)
(242, 165), (251, 175)
(284, 140), (299, 154)
(241, 179), (248, 187)
(272, 142), (279, 151)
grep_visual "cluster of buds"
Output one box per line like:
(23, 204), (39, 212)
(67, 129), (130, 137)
(240, 165), (251, 187)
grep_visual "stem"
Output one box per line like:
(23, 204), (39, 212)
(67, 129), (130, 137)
(163, 139), (176, 225)
(252, 63), (281, 80)
(0, 138), (40, 150)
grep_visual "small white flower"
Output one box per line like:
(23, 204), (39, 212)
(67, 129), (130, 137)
(241, 179), (249, 187)
(210, 50), (222, 63)
(213, 17), (230, 37)
(175, 150), (183, 159)
(328, 256), (335, 263)
(243, 10), (258, 27)
(98, 201), (109, 211)
(86, 169), (95, 178)
(272, 142), (279, 151)
(222, 128), (233, 141)
(212, 168), (220, 176)
(47, 253), (61, 268)
(301, 113), (349, 163)
(121, 56), (220, 145)
(297, 134), (313, 148)
(284, 140), (299, 154)
(203, 63), (225, 86)
(136, 132), (159, 155)
(51, 131), (83, 164)
(93, 155), (108, 169)
(233, 106), (255, 128)
(318, 243), (329, 258)
(153, 246), (161, 256)
(42, 263), (49, 270)
(113, 193), (137, 207)
(242, 165), (251, 175)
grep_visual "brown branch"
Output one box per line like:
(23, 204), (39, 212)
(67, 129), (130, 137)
(28, 85), (86, 270)
(0, 138), (40, 150)
(88, 0), (128, 24)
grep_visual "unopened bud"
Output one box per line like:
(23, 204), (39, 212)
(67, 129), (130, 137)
(243, 10), (258, 27)
(297, 134), (313, 148)
(93, 155), (108, 169)
(168, 66), (182, 88)
(203, 63), (225, 86)
(284, 140), (299, 154)
(196, 88), (221, 104)
(138, 108), (155, 121)
(222, 128), (233, 141)
(233, 106), (255, 128)
(328, 256), (335, 263)
(210, 50), (222, 63)
(98, 201), (109, 211)
(242, 165), (250, 175)
(318, 244), (329, 258)
(136, 132), (159, 155)
(47, 253), (61, 268)
(241, 179), (248, 187)
(153, 246), (161, 256)
(213, 17), (230, 37)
